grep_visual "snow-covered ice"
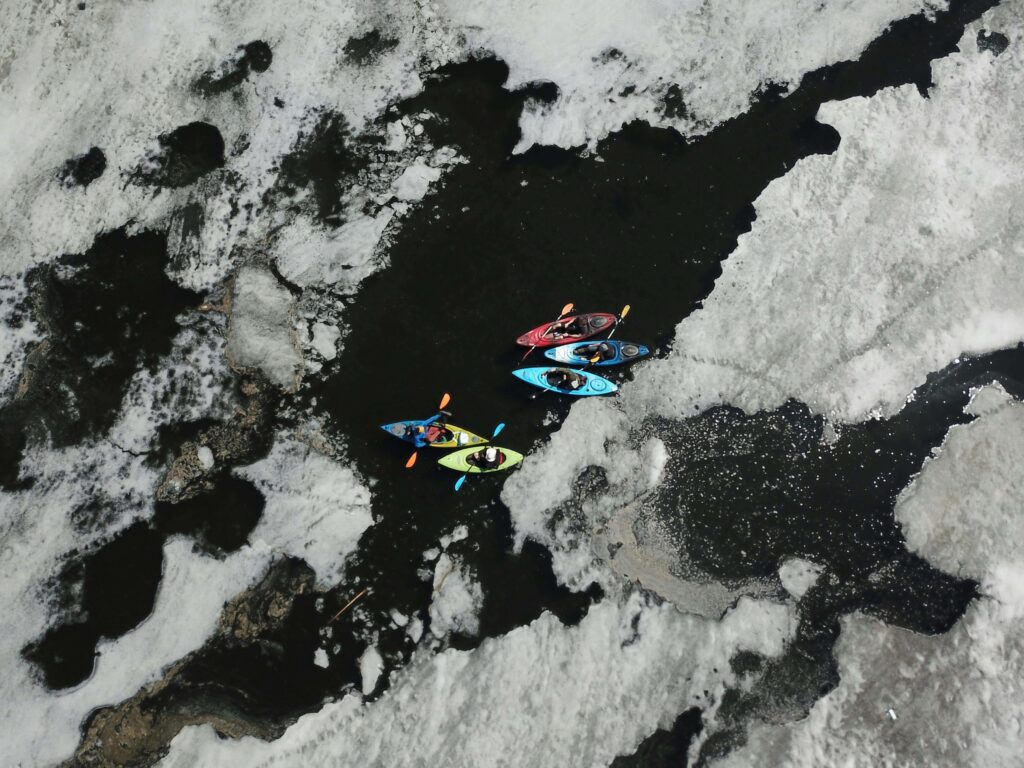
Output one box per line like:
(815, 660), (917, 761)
(226, 266), (302, 390)
(428, 553), (484, 639)
(235, 436), (374, 586)
(160, 593), (795, 768)
(718, 386), (1024, 767)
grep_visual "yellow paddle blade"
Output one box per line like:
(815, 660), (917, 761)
(620, 304), (631, 320)
(405, 452), (418, 468)
(590, 355), (601, 364)
(559, 302), (574, 318)
(439, 392), (451, 410)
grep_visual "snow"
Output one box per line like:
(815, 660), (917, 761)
(226, 266), (302, 391)
(428, 553), (484, 639)
(777, 559), (823, 600)
(196, 446), (215, 470)
(718, 386), (1024, 767)
(359, 645), (384, 695)
(503, 1), (1024, 590)
(159, 592), (796, 768)
(438, 0), (947, 151)
(313, 648), (330, 669)
(235, 436), (374, 586)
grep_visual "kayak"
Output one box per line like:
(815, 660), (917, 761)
(543, 340), (649, 367)
(380, 419), (488, 449)
(512, 367), (618, 396)
(515, 313), (617, 348)
(438, 446), (524, 473)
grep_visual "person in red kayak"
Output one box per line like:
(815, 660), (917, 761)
(468, 446), (503, 469)
(546, 316), (586, 339)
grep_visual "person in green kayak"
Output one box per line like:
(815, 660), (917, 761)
(469, 446), (503, 469)
(546, 368), (584, 391)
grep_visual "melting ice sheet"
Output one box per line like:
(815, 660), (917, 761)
(503, 0), (1024, 589)
(160, 594), (795, 768)
(718, 386), (1024, 766)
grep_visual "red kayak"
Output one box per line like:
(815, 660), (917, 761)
(515, 313), (617, 348)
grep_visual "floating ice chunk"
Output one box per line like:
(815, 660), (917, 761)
(235, 437), (373, 586)
(226, 266), (302, 391)
(406, 617), (424, 644)
(359, 646), (384, 696)
(314, 648), (330, 669)
(389, 609), (409, 628)
(0, 274), (42, 403)
(392, 160), (442, 201)
(439, 524), (469, 550)
(310, 322), (340, 361)
(777, 559), (823, 600)
(274, 210), (395, 290)
(159, 593), (796, 768)
(428, 554), (483, 639)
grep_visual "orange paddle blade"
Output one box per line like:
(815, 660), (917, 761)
(405, 452), (418, 468)
(559, 302), (574, 318)
(439, 392), (451, 410)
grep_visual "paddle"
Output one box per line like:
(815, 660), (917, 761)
(454, 422), (506, 491)
(405, 392), (452, 469)
(586, 304), (631, 366)
(521, 302), (574, 362)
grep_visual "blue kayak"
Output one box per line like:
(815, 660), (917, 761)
(512, 367), (618, 396)
(543, 340), (649, 367)
(380, 415), (488, 449)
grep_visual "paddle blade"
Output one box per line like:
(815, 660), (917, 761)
(492, 422), (506, 438)
(439, 392), (451, 410)
(590, 355), (601, 364)
(454, 474), (468, 491)
(405, 452), (418, 469)
(559, 302), (574, 318)
(619, 304), (631, 320)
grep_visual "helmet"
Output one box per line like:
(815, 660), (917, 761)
(485, 447), (498, 462)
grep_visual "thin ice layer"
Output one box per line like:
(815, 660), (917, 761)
(503, 3), (1024, 588)
(159, 593), (795, 768)
(717, 387), (1024, 767)
(438, 0), (946, 150)
(235, 436), (373, 586)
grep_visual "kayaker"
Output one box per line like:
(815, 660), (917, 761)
(470, 446), (502, 469)
(546, 368), (583, 390)
(580, 341), (615, 361)
(547, 316), (586, 339)
(425, 422), (453, 444)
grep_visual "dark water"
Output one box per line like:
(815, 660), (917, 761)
(8, 0), (1012, 763)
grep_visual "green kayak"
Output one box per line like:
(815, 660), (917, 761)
(437, 446), (524, 474)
